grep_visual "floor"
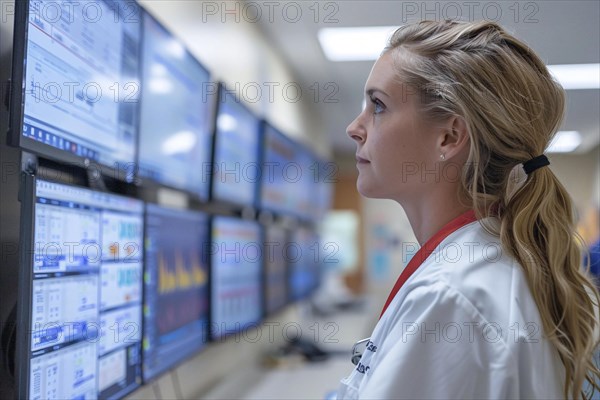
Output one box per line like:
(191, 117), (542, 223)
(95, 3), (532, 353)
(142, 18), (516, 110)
(217, 302), (376, 400)
(243, 355), (349, 400)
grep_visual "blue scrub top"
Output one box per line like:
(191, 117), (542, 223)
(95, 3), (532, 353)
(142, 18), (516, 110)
(587, 238), (600, 283)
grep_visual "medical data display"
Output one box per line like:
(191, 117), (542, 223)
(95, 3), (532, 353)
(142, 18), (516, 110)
(210, 217), (262, 338)
(15, 0), (141, 173)
(211, 87), (261, 207)
(142, 205), (210, 381)
(23, 179), (144, 399)
(138, 12), (213, 199)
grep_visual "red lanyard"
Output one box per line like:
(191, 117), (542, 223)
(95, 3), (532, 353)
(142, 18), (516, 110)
(379, 210), (478, 319)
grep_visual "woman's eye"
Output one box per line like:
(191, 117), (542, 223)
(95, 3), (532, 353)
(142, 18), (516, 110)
(370, 97), (385, 114)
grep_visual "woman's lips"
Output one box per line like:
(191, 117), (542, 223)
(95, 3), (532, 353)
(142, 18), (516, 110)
(356, 155), (370, 164)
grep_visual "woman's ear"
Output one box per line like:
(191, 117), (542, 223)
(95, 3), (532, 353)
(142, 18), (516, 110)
(439, 116), (469, 159)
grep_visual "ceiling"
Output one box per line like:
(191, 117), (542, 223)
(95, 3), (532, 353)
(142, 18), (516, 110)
(254, 0), (600, 155)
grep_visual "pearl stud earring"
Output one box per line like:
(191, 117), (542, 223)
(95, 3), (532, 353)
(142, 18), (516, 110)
(440, 154), (446, 161)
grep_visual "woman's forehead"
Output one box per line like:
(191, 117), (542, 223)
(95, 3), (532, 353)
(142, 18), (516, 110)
(365, 51), (415, 104)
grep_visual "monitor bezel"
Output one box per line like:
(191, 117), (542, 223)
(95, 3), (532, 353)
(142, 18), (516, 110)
(7, 0), (142, 183)
(14, 173), (36, 400)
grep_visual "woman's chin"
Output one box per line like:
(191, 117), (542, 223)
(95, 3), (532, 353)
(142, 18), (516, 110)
(357, 179), (383, 199)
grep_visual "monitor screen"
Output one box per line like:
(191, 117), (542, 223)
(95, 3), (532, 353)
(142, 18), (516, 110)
(138, 12), (213, 199)
(11, 0), (141, 179)
(210, 217), (262, 338)
(211, 86), (261, 207)
(289, 227), (321, 301)
(260, 123), (297, 215)
(142, 204), (209, 381)
(19, 178), (144, 399)
(264, 226), (289, 315)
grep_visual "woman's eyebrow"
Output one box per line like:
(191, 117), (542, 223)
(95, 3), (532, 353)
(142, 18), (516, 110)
(366, 88), (390, 98)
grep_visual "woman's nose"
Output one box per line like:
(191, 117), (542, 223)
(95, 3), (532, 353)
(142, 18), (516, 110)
(346, 114), (366, 144)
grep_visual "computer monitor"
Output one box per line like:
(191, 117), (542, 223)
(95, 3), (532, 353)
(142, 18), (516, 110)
(289, 227), (321, 301)
(9, 0), (142, 181)
(142, 204), (209, 381)
(16, 177), (144, 399)
(263, 225), (289, 316)
(137, 12), (213, 200)
(259, 122), (298, 216)
(211, 85), (261, 208)
(210, 216), (262, 338)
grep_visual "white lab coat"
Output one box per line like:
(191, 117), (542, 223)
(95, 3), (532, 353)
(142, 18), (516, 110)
(337, 218), (566, 399)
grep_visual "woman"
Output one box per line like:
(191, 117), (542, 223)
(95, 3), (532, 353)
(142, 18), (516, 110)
(339, 20), (600, 399)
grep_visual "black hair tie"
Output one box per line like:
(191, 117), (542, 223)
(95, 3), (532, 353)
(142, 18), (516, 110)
(522, 155), (550, 175)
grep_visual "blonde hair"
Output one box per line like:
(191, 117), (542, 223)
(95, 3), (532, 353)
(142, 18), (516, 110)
(385, 20), (600, 399)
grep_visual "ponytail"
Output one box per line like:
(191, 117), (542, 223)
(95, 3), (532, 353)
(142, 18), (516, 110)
(497, 165), (600, 399)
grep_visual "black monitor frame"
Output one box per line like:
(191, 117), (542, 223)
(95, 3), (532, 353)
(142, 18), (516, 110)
(14, 172), (36, 399)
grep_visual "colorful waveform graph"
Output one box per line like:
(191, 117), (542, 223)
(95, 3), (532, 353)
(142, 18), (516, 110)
(158, 250), (207, 294)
